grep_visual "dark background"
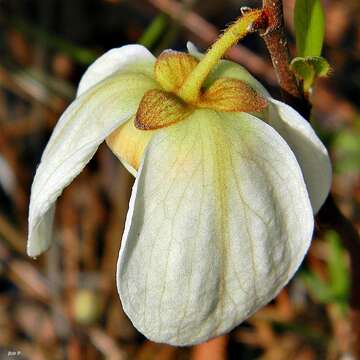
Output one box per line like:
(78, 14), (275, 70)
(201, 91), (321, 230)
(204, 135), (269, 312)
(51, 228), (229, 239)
(0, 0), (359, 358)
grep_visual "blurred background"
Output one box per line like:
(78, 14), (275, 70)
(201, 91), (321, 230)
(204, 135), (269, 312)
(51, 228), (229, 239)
(0, 0), (359, 359)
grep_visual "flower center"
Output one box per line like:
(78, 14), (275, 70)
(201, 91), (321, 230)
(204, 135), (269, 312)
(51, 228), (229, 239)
(135, 9), (267, 130)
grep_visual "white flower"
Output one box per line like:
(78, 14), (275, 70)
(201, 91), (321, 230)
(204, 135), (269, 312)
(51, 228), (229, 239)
(27, 42), (331, 346)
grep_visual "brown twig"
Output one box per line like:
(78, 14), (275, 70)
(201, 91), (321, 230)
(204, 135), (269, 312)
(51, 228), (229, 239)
(261, 0), (310, 117)
(260, 0), (360, 357)
(261, 0), (299, 98)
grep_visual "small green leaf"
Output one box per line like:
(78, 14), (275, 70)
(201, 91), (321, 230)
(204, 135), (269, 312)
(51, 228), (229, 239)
(294, 0), (325, 57)
(290, 56), (331, 92)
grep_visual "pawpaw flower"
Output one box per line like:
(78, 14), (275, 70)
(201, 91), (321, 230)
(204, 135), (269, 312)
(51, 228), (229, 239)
(28, 10), (331, 346)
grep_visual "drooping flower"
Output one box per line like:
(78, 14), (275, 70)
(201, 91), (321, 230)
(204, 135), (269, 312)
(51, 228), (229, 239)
(28, 10), (331, 346)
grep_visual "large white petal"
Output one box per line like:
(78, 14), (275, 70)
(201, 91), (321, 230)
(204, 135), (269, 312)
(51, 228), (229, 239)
(77, 45), (155, 97)
(28, 72), (159, 257)
(117, 109), (314, 345)
(189, 41), (331, 213)
(268, 99), (332, 213)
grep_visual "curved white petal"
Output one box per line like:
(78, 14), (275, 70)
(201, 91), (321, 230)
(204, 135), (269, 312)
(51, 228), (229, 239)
(268, 99), (332, 213)
(77, 44), (155, 97)
(28, 72), (159, 257)
(117, 110), (314, 346)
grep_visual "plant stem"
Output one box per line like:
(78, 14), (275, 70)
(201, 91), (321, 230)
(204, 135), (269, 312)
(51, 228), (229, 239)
(261, 0), (310, 117)
(260, 0), (360, 356)
(178, 9), (263, 103)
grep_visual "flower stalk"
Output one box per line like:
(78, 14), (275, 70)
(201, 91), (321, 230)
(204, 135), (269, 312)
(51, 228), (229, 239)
(178, 9), (264, 103)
